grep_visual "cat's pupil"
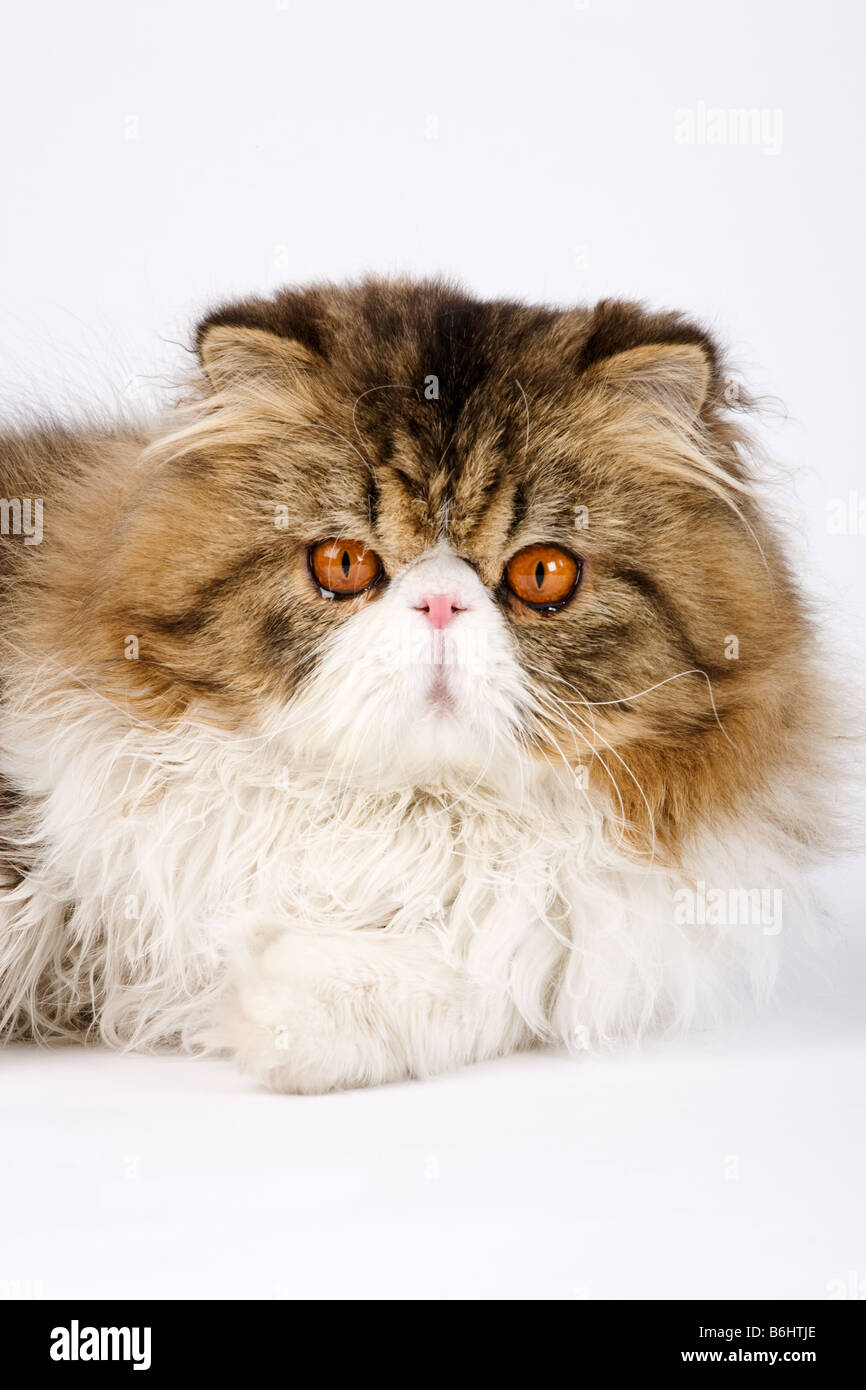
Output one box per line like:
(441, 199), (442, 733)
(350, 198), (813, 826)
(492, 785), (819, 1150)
(535, 561), (545, 589)
(341, 550), (351, 578)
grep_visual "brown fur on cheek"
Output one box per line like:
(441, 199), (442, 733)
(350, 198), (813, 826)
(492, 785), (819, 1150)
(479, 369), (814, 864)
(90, 489), (394, 721)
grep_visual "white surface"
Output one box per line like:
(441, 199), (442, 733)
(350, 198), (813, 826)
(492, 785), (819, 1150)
(1, 0), (864, 1300)
(1, 920), (864, 1301)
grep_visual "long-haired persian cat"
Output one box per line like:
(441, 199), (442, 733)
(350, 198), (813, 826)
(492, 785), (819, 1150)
(0, 279), (836, 1091)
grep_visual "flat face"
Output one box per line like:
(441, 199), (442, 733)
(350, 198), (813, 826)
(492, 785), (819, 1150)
(58, 280), (802, 850)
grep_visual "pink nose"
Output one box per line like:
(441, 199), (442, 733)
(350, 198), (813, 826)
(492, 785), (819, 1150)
(415, 591), (465, 629)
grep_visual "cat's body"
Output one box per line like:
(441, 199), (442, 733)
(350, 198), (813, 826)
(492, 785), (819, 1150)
(0, 280), (836, 1090)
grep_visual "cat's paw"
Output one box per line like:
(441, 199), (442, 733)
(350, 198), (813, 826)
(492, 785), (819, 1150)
(224, 940), (397, 1093)
(219, 929), (525, 1094)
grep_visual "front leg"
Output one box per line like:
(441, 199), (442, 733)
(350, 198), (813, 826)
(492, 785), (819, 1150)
(219, 929), (530, 1093)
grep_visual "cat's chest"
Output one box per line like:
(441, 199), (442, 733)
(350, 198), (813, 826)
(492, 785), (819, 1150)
(99, 760), (585, 941)
(20, 713), (603, 939)
(208, 777), (566, 934)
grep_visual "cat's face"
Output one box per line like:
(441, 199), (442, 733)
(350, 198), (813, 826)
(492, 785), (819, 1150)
(99, 281), (805, 844)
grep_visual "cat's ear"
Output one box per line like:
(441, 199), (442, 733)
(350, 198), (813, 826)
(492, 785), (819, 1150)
(196, 323), (317, 390)
(587, 341), (712, 420)
(577, 300), (718, 422)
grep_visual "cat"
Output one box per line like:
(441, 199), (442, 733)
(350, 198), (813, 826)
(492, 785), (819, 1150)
(0, 278), (838, 1092)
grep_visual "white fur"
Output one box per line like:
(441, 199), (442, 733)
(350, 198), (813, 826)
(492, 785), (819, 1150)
(0, 546), (814, 1090)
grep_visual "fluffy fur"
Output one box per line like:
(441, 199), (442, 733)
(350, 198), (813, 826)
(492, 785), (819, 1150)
(0, 278), (839, 1091)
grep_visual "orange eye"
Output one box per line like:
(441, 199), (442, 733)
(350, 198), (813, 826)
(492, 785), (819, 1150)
(505, 544), (580, 609)
(309, 539), (383, 596)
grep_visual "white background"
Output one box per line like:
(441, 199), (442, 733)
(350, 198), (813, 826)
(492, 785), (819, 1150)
(0, 0), (863, 1300)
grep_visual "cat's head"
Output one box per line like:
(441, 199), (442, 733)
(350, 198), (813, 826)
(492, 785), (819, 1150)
(100, 279), (814, 853)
